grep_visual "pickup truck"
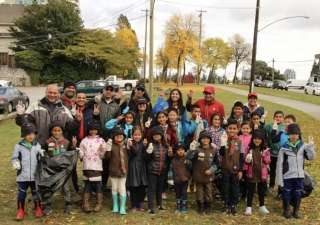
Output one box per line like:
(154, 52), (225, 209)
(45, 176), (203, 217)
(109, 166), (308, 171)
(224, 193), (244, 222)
(59, 80), (119, 97)
(104, 75), (138, 91)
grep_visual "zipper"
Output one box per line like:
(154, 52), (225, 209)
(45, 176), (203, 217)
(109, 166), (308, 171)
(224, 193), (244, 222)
(158, 143), (163, 175)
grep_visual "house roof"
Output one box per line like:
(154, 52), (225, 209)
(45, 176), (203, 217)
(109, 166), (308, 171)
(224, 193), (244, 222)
(0, 4), (25, 24)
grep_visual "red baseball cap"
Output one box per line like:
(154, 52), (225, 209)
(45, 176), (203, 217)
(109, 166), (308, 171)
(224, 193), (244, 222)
(203, 86), (215, 94)
(248, 92), (258, 98)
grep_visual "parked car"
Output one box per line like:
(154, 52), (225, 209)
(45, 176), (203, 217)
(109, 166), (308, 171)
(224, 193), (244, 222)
(286, 79), (308, 89)
(273, 80), (288, 90)
(104, 75), (138, 91)
(0, 86), (29, 113)
(254, 79), (262, 87)
(304, 82), (320, 95)
(261, 80), (273, 88)
(0, 80), (13, 87)
(59, 80), (119, 98)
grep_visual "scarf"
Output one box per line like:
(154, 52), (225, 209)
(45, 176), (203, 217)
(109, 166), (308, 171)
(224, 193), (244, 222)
(48, 136), (65, 155)
(161, 124), (168, 141)
(133, 96), (140, 104)
(138, 111), (145, 131)
(286, 139), (300, 148)
(115, 140), (127, 174)
(60, 94), (76, 107)
(248, 105), (257, 116)
(23, 139), (33, 149)
(233, 114), (243, 128)
(228, 135), (239, 156)
(78, 105), (85, 140)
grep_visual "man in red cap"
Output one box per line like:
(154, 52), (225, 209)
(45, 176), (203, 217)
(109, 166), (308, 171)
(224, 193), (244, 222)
(186, 86), (225, 126)
(243, 92), (265, 118)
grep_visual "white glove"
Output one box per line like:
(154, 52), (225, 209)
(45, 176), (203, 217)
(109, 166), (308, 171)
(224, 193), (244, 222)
(168, 180), (174, 186)
(146, 143), (153, 154)
(272, 120), (278, 130)
(211, 143), (217, 149)
(39, 149), (45, 157)
(190, 140), (197, 151)
(307, 136), (314, 147)
(260, 110), (268, 123)
(220, 132), (228, 146)
(106, 139), (113, 151)
(195, 113), (202, 123)
(94, 92), (102, 103)
(127, 138), (132, 149)
(16, 101), (25, 115)
(13, 162), (21, 170)
(245, 153), (252, 163)
(145, 117), (152, 128)
(76, 148), (84, 159)
(70, 103), (78, 116)
(223, 117), (228, 125)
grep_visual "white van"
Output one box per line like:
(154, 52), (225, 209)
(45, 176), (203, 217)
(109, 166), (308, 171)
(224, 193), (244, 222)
(286, 79), (308, 89)
(0, 80), (12, 87)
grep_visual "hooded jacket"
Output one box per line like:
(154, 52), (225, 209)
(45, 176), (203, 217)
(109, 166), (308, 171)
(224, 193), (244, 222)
(99, 97), (121, 139)
(243, 102), (264, 117)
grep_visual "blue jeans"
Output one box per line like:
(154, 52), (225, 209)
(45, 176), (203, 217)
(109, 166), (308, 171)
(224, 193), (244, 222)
(283, 178), (303, 200)
(18, 182), (36, 201)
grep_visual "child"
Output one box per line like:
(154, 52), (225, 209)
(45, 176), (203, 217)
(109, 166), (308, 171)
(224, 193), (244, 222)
(219, 119), (244, 215)
(263, 111), (285, 197)
(11, 123), (44, 221)
(105, 127), (134, 215)
(168, 108), (184, 142)
(127, 126), (148, 212)
(277, 124), (315, 219)
(135, 97), (155, 140)
(168, 142), (192, 213)
(228, 101), (250, 128)
(186, 131), (219, 214)
(238, 121), (252, 199)
(206, 113), (225, 151)
(143, 126), (173, 216)
(78, 120), (107, 213)
(105, 111), (135, 139)
(155, 110), (178, 148)
(244, 129), (271, 216)
(271, 114), (297, 147)
(43, 120), (77, 215)
(250, 111), (265, 130)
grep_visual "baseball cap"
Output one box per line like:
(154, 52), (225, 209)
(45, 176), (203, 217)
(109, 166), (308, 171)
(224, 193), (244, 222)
(136, 83), (145, 89)
(203, 86), (215, 94)
(248, 92), (258, 98)
(105, 82), (114, 89)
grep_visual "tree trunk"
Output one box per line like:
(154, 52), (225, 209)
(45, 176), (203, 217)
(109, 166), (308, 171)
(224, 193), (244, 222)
(176, 55), (181, 87)
(181, 61), (186, 86)
(233, 62), (238, 84)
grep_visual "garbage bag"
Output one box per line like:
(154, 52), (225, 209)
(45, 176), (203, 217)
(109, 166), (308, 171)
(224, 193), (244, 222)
(34, 151), (78, 202)
(301, 170), (317, 198)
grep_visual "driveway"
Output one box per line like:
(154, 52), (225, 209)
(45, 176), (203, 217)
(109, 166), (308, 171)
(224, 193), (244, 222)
(215, 85), (320, 121)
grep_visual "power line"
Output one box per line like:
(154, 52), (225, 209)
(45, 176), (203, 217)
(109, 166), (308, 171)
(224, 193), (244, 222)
(157, 0), (256, 9)
(275, 60), (314, 63)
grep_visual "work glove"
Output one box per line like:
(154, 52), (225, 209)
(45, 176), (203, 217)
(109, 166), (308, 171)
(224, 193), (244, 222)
(127, 138), (133, 149)
(13, 162), (21, 170)
(70, 103), (78, 116)
(211, 143), (218, 149)
(76, 148), (84, 159)
(39, 149), (46, 157)
(260, 110), (268, 123)
(220, 132), (228, 146)
(94, 92), (102, 103)
(146, 143), (153, 154)
(145, 117), (152, 128)
(16, 101), (25, 115)
(223, 117), (228, 125)
(168, 180), (174, 186)
(106, 139), (113, 152)
(190, 140), (197, 151)
(272, 120), (278, 130)
(245, 153), (252, 163)
(307, 136), (314, 147)
(122, 106), (129, 114)
(195, 113), (202, 123)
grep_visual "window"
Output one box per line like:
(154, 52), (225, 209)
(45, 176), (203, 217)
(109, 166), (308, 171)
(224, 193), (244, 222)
(8, 89), (15, 96)
(14, 88), (22, 95)
(77, 82), (86, 88)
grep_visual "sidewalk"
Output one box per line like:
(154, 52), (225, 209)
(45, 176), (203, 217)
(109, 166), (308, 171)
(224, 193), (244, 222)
(215, 85), (320, 121)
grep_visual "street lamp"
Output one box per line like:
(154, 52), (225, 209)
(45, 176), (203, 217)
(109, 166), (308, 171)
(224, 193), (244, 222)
(249, 0), (309, 92)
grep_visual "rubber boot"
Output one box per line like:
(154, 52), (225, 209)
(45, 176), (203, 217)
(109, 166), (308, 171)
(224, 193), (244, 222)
(292, 199), (301, 219)
(275, 186), (282, 200)
(181, 200), (187, 213)
(34, 201), (43, 218)
(175, 199), (181, 212)
(283, 199), (293, 219)
(119, 195), (127, 215)
(197, 201), (204, 214)
(205, 202), (211, 214)
(93, 193), (103, 213)
(112, 194), (119, 213)
(263, 181), (269, 196)
(16, 200), (25, 221)
(83, 193), (91, 213)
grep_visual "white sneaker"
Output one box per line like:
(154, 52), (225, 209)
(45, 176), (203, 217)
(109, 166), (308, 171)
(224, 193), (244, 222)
(259, 206), (270, 214)
(245, 207), (252, 216)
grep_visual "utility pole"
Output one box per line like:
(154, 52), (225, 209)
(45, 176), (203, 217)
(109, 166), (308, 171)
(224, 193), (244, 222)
(249, 0), (260, 92)
(196, 9), (206, 85)
(272, 58), (274, 82)
(148, 0), (154, 98)
(142, 9), (148, 82)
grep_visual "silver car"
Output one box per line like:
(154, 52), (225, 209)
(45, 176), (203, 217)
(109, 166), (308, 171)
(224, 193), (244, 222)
(0, 87), (29, 113)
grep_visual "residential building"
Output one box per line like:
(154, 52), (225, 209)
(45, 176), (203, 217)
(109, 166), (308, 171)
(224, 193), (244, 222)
(284, 68), (296, 80)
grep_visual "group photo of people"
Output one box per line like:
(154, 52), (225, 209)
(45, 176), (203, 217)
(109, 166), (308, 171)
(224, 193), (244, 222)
(11, 81), (315, 221)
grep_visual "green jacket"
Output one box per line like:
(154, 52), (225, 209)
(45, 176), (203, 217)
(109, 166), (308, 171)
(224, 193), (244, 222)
(264, 123), (285, 156)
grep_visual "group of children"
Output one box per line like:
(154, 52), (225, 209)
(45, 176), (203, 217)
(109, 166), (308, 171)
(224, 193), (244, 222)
(11, 91), (315, 221)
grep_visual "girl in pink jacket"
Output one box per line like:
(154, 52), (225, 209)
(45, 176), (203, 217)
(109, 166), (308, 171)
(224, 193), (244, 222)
(244, 129), (271, 216)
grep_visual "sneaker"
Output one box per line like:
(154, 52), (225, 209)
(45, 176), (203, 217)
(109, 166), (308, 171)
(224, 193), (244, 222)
(259, 206), (270, 215)
(230, 206), (237, 216)
(161, 193), (167, 200)
(221, 205), (229, 214)
(139, 202), (146, 212)
(65, 205), (73, 214)
(245, 207), (252, 216)
(158, 206), (165, 212)
(43, 205), (52, 216)
(144, 195), (148, 202)
(148, 209), (156, 216)
(131, 207), (138, 212)
(268, 186), (274, 191)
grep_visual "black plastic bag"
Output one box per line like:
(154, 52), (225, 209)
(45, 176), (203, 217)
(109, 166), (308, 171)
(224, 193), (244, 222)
(301, 171), (317, 198)
(34, 151), (78, 202)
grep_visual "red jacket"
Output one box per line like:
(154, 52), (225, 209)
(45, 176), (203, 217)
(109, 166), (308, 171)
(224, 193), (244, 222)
(192, 99), (225, 125)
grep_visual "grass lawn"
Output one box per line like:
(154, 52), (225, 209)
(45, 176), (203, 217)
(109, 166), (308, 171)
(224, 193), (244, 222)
(0, 83), (319, 225)
(215, 84), (320, 106)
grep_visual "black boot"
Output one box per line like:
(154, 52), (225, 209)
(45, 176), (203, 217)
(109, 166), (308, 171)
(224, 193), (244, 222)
(181, 200), (187, 213)
(197, 201), (204, 214)
(292, 199), (301, 219)
(275, 186), (282, 200)
(283, 199), (293, 219)
(175, 199), (181, 213)
(263, 181), (269, 196)
(204, 202), (211, 214)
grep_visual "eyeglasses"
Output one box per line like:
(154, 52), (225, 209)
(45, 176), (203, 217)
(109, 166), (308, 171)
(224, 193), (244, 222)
(105, 88), (114, 92)
(204, 92), (212, 95)
(137, 88), (145, 92)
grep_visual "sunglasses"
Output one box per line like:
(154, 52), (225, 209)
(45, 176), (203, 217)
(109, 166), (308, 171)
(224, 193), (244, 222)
(105, 88), (114, 92)
(137, 88), (145, 92)
(204, 92), (212, 95)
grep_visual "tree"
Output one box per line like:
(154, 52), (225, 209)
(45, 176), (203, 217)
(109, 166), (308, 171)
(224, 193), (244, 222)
(117, 14), (132, 30)
(228, 34), (252, 84)
(155, 47), (171, 84)
(310, 60), (319, 76)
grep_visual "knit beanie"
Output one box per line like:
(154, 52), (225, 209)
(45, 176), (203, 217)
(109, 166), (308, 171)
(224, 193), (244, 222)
(63, 80), (77, 90)
(48, 120), (65, 133)
(111, 127), (126, 140)
(251, 129), (266, 141)
(151, 126), (164, 137)
(21, 122), (37, 137)
(173, 142), (186, 152)
(87, 120), (101, 132)
(198, 130), (212, 143)
(287, 123), (301, 135)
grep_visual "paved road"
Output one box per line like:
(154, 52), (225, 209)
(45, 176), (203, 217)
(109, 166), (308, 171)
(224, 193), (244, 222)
(215, 85), (320, 121)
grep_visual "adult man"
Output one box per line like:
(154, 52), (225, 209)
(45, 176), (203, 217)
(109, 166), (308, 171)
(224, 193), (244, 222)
(59, 80), (77, 108)
(186, 86), (225, 126)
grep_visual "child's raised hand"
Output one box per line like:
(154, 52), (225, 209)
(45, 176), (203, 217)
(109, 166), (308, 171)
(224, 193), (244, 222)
(272, 120), (278, 130)
(261, 150), (266, 157)
(145, 117), (152, 128)
(99, 144), (104, 152)
(308, 136), (314, 147)
(146, 143), (153, 154)
(159, 92), (164, 98)
(260, 110), (268, 123)
(220, 132), (228, 146)
(245, 152), (252, 163)
(143, 138), (148, 146)
(195, 113), (202, 123)
(205, 170), (211, 175)
(127, 138), (133, 148)
(223, 117), (228, 125)
(187, 90), (193, 99)
(116, 115), (125, 123)
(190, 140), (197, 151)
(106, 139), (112, 151)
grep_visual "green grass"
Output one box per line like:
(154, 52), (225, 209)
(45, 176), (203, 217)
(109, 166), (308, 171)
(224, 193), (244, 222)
(214, 84), (320, 106)
(0, 84), (319, 225)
